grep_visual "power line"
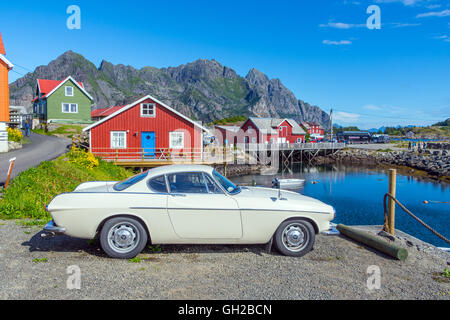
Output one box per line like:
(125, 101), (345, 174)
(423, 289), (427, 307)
(11, 69), (26, 77)
(8, 60), (34, 73)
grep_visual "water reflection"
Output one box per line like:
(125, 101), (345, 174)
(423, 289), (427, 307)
(232, 164), (449, 248)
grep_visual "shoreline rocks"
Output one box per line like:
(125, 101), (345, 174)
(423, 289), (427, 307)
(312, 148), (450, 179)
(215, 164), (262, 178)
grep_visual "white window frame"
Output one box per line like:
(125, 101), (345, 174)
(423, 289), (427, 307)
(110, 131), (127, 149)
(140, 103), (156, 118)
(62, 103), (78, 114)
(169, 132), (184, 149)
(65, 86), (74, 97)
(247, 125), (253, 134)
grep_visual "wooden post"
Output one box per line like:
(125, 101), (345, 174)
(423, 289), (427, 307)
(4, 158), (16, 190)
(388, 169), (397, 235)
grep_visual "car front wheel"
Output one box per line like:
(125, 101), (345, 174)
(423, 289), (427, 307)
(100, 217), (148, 259)
(273, 219), (315, 257)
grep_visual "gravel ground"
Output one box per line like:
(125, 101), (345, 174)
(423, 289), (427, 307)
(0, 220), (448, 300)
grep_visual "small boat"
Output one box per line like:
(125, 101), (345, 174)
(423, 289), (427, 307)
(275, 178), (305, 189)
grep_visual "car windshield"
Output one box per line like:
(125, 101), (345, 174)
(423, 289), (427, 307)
(113, 172), (148, 191)
(212, 170), (240, 194)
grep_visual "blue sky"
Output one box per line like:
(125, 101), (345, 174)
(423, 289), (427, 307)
(1, 0), (449, 129)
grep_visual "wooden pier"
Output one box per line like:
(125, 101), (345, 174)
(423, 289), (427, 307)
(73, 136), (345, 172)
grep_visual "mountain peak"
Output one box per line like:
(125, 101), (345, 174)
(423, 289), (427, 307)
(246, 68), (270, 87)
(9, 51), (331, 128)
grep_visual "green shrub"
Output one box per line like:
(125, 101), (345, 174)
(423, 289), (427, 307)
(7, 127), (23, 143)
(0, 155), (133, 220)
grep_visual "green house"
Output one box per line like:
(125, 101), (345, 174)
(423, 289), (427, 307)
(33, 76), (94, 124)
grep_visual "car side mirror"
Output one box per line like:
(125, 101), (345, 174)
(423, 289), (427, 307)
(272, 178), (280, 189)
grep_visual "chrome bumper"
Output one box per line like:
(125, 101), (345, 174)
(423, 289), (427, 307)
(322, 223), (340, 236)
(43, 220), (66, 235)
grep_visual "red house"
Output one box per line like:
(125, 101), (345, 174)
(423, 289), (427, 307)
(301, 122), (324, 138)
(239, 117), (306, 144)
(214, 125), (241, 146)
(83, 95), (208, 160)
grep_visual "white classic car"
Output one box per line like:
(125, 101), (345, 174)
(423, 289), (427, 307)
(45, 165), (336, 259)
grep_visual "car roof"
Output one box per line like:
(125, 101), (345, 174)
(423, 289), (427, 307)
(146, 164), (215, 177)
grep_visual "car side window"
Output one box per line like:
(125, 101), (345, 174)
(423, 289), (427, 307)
(148, 175), (168, 193)
(204, 174), (223, 194)
(167, 172), (208, 194)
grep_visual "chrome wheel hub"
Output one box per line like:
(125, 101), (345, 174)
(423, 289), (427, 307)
(108, 223), (139, 253)
(282, 223), (307, 252)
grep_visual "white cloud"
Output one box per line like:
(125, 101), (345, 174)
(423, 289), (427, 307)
(375, 0), (424, 6)
(390, 22), (421, 27)
(417, 9), (450, 18)
(319, 22), (365, 29)
(363, 104), (382, 111)
(433, 34), (450, 42)
(333, 111), (361, 123)
(322, 40), (353, 45)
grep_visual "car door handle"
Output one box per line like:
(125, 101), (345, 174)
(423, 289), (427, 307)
(171, 193), (186, 197)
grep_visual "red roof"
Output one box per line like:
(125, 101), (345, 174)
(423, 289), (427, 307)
(91, 105), (126, 118)
(0, 32), (5, 55)
(33, 78), (85, 101)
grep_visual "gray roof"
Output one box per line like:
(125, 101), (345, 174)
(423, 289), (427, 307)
(248, 117), (306, 135)
(215, 125), (241, 133)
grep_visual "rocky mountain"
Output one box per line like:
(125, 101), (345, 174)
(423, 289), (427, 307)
(10, 51), (331, 128)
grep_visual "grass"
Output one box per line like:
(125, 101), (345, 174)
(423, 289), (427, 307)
(32, 258), (48, 264)
(129, 257), (143, 263)
(15, 220), (47, 227)
(0, 154), (134, 220)
(32, 124), (84, 139)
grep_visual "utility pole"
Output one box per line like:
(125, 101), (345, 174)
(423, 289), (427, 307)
(330, 109), (333, 142)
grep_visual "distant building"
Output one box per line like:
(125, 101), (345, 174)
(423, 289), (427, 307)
(239, 117), (306, 144)
(214, 125), (241, 146)
(301, 122), (325, 139)
(32, 76), (94, 124)
(406, 131), (415, 138)
(9, 106), (32, 129)
(91, 105), (127, 121)
(338, 131), (372, 144)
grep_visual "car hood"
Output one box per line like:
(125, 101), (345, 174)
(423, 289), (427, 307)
(73, 181), (117, 193)
(234, 186), (334, 214)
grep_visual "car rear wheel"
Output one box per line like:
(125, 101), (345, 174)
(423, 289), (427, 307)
(273, 219), (315, 257)
(100, 217), (148, 259)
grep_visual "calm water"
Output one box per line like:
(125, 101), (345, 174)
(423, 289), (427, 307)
(231, 165), (450, 248)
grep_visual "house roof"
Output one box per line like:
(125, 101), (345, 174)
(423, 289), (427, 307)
(247, 117), (279, 134)
(215, 125), (241, 133)
(35, 76), (92, 100)
(91, 105), (126, 118)
(0, 54), (14, 70)
(247, 117), (306, 135)
(83, 95), (209, 133)
(0, 32), (5, 55)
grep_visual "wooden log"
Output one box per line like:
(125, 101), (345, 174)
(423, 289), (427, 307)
(337, 224), (408, 261)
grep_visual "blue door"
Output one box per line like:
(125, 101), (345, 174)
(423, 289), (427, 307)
(141, 132), (156, 158)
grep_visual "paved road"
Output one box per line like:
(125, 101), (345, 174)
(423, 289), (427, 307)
(348, 143), (406, 151)
(0, 133), (71, 185)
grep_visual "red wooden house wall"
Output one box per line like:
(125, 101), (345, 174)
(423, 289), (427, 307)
(277, 120), (305, 143)
(239, 119), (277, 144)
(88, 97), (203, 160)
